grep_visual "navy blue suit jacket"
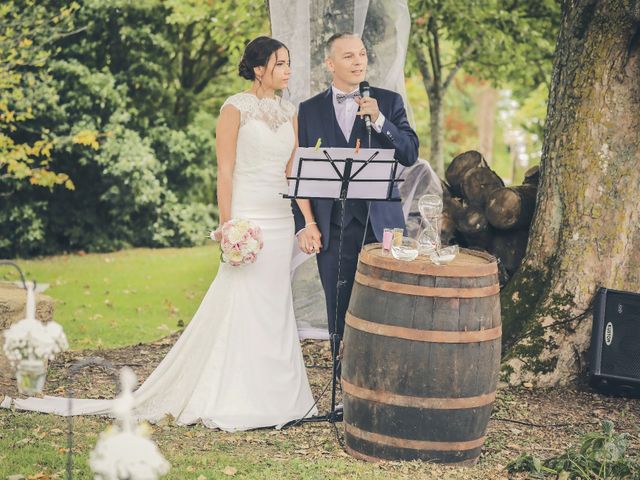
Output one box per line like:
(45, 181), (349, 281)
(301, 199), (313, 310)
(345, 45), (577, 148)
(293, 86), (419, 250)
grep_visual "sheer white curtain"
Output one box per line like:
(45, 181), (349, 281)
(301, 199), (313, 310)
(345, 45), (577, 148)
(269, 0), (411, 108)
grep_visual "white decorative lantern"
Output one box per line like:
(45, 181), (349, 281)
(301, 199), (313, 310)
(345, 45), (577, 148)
(90, 367), (170, 480)
(2, 282), (68, 395)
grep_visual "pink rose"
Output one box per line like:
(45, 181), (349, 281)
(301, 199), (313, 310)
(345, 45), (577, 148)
(243, 253), (257, 264)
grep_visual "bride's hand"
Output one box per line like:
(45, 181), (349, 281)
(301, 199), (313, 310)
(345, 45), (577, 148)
(210, 227), (223, 242)
(211, 218), (231, 242)
(298, 224), (322, 254)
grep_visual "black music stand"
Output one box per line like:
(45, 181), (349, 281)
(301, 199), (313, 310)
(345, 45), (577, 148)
(284, 146), (402, 425)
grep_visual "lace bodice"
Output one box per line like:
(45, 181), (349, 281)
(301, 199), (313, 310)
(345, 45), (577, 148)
(221, 92), (296, 220)
(221, 92), (296, 132)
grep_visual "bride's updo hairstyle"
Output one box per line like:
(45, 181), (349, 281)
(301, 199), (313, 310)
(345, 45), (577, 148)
(238, 36), (289, 81)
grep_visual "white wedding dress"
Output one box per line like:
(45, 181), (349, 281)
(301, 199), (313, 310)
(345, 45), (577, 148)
(2, 93), (318, 431)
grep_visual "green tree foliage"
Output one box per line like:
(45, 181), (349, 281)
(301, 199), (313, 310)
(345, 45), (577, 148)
(408, 0), (560, 175)
(0, 0), (96, 188)
(1, 0), (268, 257)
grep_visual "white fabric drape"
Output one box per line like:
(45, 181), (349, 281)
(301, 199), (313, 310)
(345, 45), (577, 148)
(270, 0), (411, 109)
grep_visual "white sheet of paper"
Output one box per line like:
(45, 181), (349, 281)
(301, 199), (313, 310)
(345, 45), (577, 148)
(287, 147), (397, 200)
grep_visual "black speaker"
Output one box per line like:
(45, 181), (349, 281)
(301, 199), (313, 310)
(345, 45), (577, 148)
(589, 287), (640, 392)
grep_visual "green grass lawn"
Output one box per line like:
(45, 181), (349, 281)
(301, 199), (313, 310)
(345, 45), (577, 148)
(2, 246), (220, 349)
(1, 408), (513, 479)
(0, 411), (416, 480)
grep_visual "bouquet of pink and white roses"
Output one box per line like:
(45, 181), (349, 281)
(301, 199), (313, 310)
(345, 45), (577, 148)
(210, 218), (263, 266)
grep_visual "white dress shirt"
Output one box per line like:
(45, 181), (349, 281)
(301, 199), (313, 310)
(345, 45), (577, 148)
(331, 85), (385, 141)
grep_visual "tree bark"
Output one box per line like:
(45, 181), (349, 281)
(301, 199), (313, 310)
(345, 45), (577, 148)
(476, 84), (497, 164)
(502, 0), (640, 386)
(428, 91), (445, 177)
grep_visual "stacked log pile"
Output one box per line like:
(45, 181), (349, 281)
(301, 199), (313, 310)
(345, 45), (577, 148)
(441, 150), (539, 285)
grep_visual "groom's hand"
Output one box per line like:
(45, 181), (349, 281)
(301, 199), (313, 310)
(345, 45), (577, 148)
(298, 224), (322, 254)
(355, 96), (380, 123)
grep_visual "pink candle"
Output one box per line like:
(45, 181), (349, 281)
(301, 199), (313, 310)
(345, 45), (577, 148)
(382, 228), (393, 252)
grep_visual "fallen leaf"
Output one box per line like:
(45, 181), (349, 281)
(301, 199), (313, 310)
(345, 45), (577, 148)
(223, 466), (237, 476)
(27, 473), (49, 480)
(156, 413), (175, 427)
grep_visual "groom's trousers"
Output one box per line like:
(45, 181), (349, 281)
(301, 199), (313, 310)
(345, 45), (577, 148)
(316, 203), (377, 378)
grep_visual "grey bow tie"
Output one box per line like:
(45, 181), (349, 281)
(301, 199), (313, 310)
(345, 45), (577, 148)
(336, 91), (361, 104)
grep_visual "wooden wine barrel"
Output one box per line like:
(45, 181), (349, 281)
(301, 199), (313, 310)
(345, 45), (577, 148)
(342, 245), (501, 465)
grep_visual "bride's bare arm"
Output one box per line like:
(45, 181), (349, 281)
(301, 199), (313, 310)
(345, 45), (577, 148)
(216, 105), (240, 226)
(285, 114), (298, 178)
(288, 114), (322, 253)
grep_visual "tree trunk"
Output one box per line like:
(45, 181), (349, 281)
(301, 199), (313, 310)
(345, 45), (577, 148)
(476, 84), (497, 164)
(428, 91), (445, 177)
(502, 0), (640, 386)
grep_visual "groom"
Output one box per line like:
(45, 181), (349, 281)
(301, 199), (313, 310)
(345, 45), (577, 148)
(294, 33), (419, 373)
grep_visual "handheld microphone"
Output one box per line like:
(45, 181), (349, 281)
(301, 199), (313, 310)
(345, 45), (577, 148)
(359, 81), (371, 137)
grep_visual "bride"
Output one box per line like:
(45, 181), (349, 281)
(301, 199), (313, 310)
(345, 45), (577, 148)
(2, 36), (318, 431)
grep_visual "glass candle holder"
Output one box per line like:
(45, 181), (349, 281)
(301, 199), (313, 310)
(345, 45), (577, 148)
(391, 237), (419, 262)
(429, 245), (459, 265)
(16, 359), (48, 396)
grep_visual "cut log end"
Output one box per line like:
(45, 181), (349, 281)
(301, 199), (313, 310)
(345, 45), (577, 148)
(523, 165), (540, 186)
(445, 151), (487, 197)
(461, 166), (505, 208)
(485, 185), (537, 230)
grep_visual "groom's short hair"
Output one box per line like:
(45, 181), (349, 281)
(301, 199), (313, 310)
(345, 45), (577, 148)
(325, 33), (361, 58)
